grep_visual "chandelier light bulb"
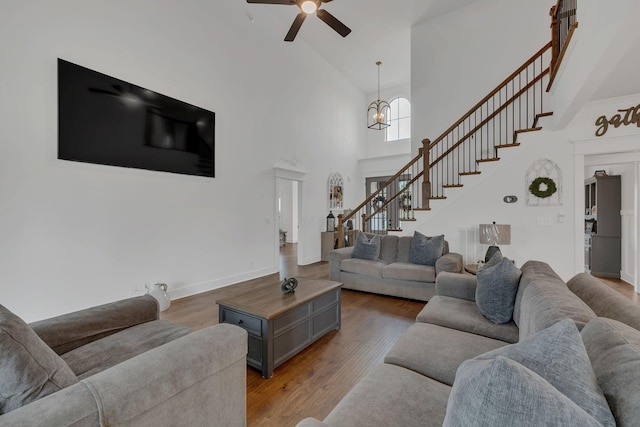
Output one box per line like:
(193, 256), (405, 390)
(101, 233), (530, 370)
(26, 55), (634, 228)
(301, 1), (317, 14)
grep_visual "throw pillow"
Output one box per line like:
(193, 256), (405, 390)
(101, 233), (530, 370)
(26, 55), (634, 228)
(352, 232), (381, 261)
(474, 319), (615, 427)
(475, 250), (521, 323)
(409, 231), (444, 266)
(443, 356), (604, 427)
(581, 317), (640, 427)
(0, 305), (78, 414)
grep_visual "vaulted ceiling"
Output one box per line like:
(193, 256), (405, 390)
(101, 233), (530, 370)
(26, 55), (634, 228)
(244, 0), (482, 94)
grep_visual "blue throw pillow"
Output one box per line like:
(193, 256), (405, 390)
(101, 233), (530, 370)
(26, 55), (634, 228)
(352, 232), (381, 261)
(475, 251), (521, 324)
(448, 319), (615, 427)
(409, 231), (444, 266)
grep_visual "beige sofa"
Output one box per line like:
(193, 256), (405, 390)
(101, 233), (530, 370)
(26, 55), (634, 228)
(329, 235), (463, 301)
(299, 261), (640, 426)
(0, 295), (247, 427)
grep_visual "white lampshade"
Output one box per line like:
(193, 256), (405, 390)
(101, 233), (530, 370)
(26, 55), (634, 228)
(479, 223), (511, 246)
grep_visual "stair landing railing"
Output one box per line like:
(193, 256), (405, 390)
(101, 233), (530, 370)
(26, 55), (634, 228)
(337, 42), (553, 248)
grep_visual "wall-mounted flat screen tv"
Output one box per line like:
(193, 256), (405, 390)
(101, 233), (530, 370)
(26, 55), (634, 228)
(58, 59), (215, 178)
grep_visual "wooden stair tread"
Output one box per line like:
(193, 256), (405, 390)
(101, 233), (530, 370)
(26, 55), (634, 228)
(443, 184), (463, 188)
(460, 171), (481, 176)
(476, 157), (500, 163)
(413, 207), (432, 211)
(515, 127), (542, 134)
(399, 218), (417, 222)
(429, 196), (447, 200)
(533, 112), (553, 127)
(496, 143), (521, 149)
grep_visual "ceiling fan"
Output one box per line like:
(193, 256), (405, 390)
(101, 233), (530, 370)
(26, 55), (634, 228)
(246, 0), (351, 42)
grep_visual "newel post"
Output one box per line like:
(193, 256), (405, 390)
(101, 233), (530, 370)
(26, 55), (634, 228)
(337, 214), (344, 248)
(421, 139), (431, 210)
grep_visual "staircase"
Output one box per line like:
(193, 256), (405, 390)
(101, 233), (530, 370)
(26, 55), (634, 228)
(337, 1), (578, 247)
(337, 43), (552, 246)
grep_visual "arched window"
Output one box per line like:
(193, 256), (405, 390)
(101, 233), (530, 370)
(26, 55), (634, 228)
(386, 97), (411, 142)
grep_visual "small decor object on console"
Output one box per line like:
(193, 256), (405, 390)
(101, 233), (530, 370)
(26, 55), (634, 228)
(147, 283), (171, 312)
(280, 277), (298, 295)
(326, 211), (336, 232)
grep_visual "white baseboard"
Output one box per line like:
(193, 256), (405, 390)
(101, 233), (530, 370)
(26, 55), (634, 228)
(167, 265), (279, 301)
(620, 271), (638, 292)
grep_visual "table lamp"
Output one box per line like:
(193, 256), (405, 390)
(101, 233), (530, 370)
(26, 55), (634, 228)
(479, 222), (511, 262)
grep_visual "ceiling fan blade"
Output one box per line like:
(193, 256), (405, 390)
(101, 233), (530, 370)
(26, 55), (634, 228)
(246, 0), (295, 4)
(316, 9), (351, 38)
(285, 12), (306, 42)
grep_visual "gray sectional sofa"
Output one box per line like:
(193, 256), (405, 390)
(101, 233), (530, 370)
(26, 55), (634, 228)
(298, 261), (640, 426)
(329, 234), (463, 301)
(0, 295), (247, 426)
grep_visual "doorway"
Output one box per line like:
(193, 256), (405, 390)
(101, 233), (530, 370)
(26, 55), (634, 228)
(583, 157), (638, 290)
(275, 167), (305, 278)
(365, 175), (411, 233)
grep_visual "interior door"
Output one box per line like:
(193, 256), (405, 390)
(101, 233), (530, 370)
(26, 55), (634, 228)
(365, 175), (410, 234)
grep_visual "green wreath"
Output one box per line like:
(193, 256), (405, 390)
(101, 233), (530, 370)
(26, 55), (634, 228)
(529, 177), (557, 198)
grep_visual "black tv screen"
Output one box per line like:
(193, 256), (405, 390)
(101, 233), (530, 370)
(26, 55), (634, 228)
(58, 59), (215, 177)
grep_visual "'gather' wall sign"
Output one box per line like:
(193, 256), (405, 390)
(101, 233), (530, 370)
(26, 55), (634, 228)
(595, 104), (640, 137)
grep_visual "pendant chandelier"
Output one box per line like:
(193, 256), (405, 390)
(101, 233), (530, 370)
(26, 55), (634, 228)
(367, 61), (390, 130)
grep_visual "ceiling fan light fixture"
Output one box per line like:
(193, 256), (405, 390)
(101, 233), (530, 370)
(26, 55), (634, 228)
(367, 61), (390, 130)
(300, 1), (317, 14)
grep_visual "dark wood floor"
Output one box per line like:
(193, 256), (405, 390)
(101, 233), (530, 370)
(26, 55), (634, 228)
(161, 243), (638, 427)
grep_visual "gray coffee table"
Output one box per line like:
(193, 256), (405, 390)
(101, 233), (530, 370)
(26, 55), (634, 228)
(217, 278), (342, 378)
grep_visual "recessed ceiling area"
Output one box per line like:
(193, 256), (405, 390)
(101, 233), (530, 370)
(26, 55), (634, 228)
(244, 0), (483, 94)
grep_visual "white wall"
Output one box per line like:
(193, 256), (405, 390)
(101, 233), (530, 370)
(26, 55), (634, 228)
(407, 0), (639, 286)
(411, 0), (550, 154)
(403, 128), (578, 280)
(550, 0), (640, 128)
(0, 0), (364, 321)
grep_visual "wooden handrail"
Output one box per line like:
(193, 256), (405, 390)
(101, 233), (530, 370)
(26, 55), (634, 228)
(429, 70), (549, 167)
(429, 42), (552, 149)
(340, 40), (553, 239)
(547, 22), (578, 91)
(339, 148), (423, 224)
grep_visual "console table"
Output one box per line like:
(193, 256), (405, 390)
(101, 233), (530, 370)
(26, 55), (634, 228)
(217, 278), (342, 378)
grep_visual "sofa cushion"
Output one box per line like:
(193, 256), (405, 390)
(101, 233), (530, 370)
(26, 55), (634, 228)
(475, 251), (522, 324)
(396, 236), (413, 262)
(62, 320), (192, 379)
(444, 356), (604, 427)
(323, 363), (451, 427)
(517, 277), (596, 340)
(0, 305), (78, 414)
(474, 319), (615, 427)
(513, 260), (563, 326)
(409, 232), (444, 266)
(416, 295), (519, 343)
(385, 322), (507, 386)
(567, 273), (640, 331)
(352, 232), (381, 261)
(340, 258), (387, 279)
(378, 235), (399, 262)
(382, 262), (435, 283)
(582, 317), (640, 427)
